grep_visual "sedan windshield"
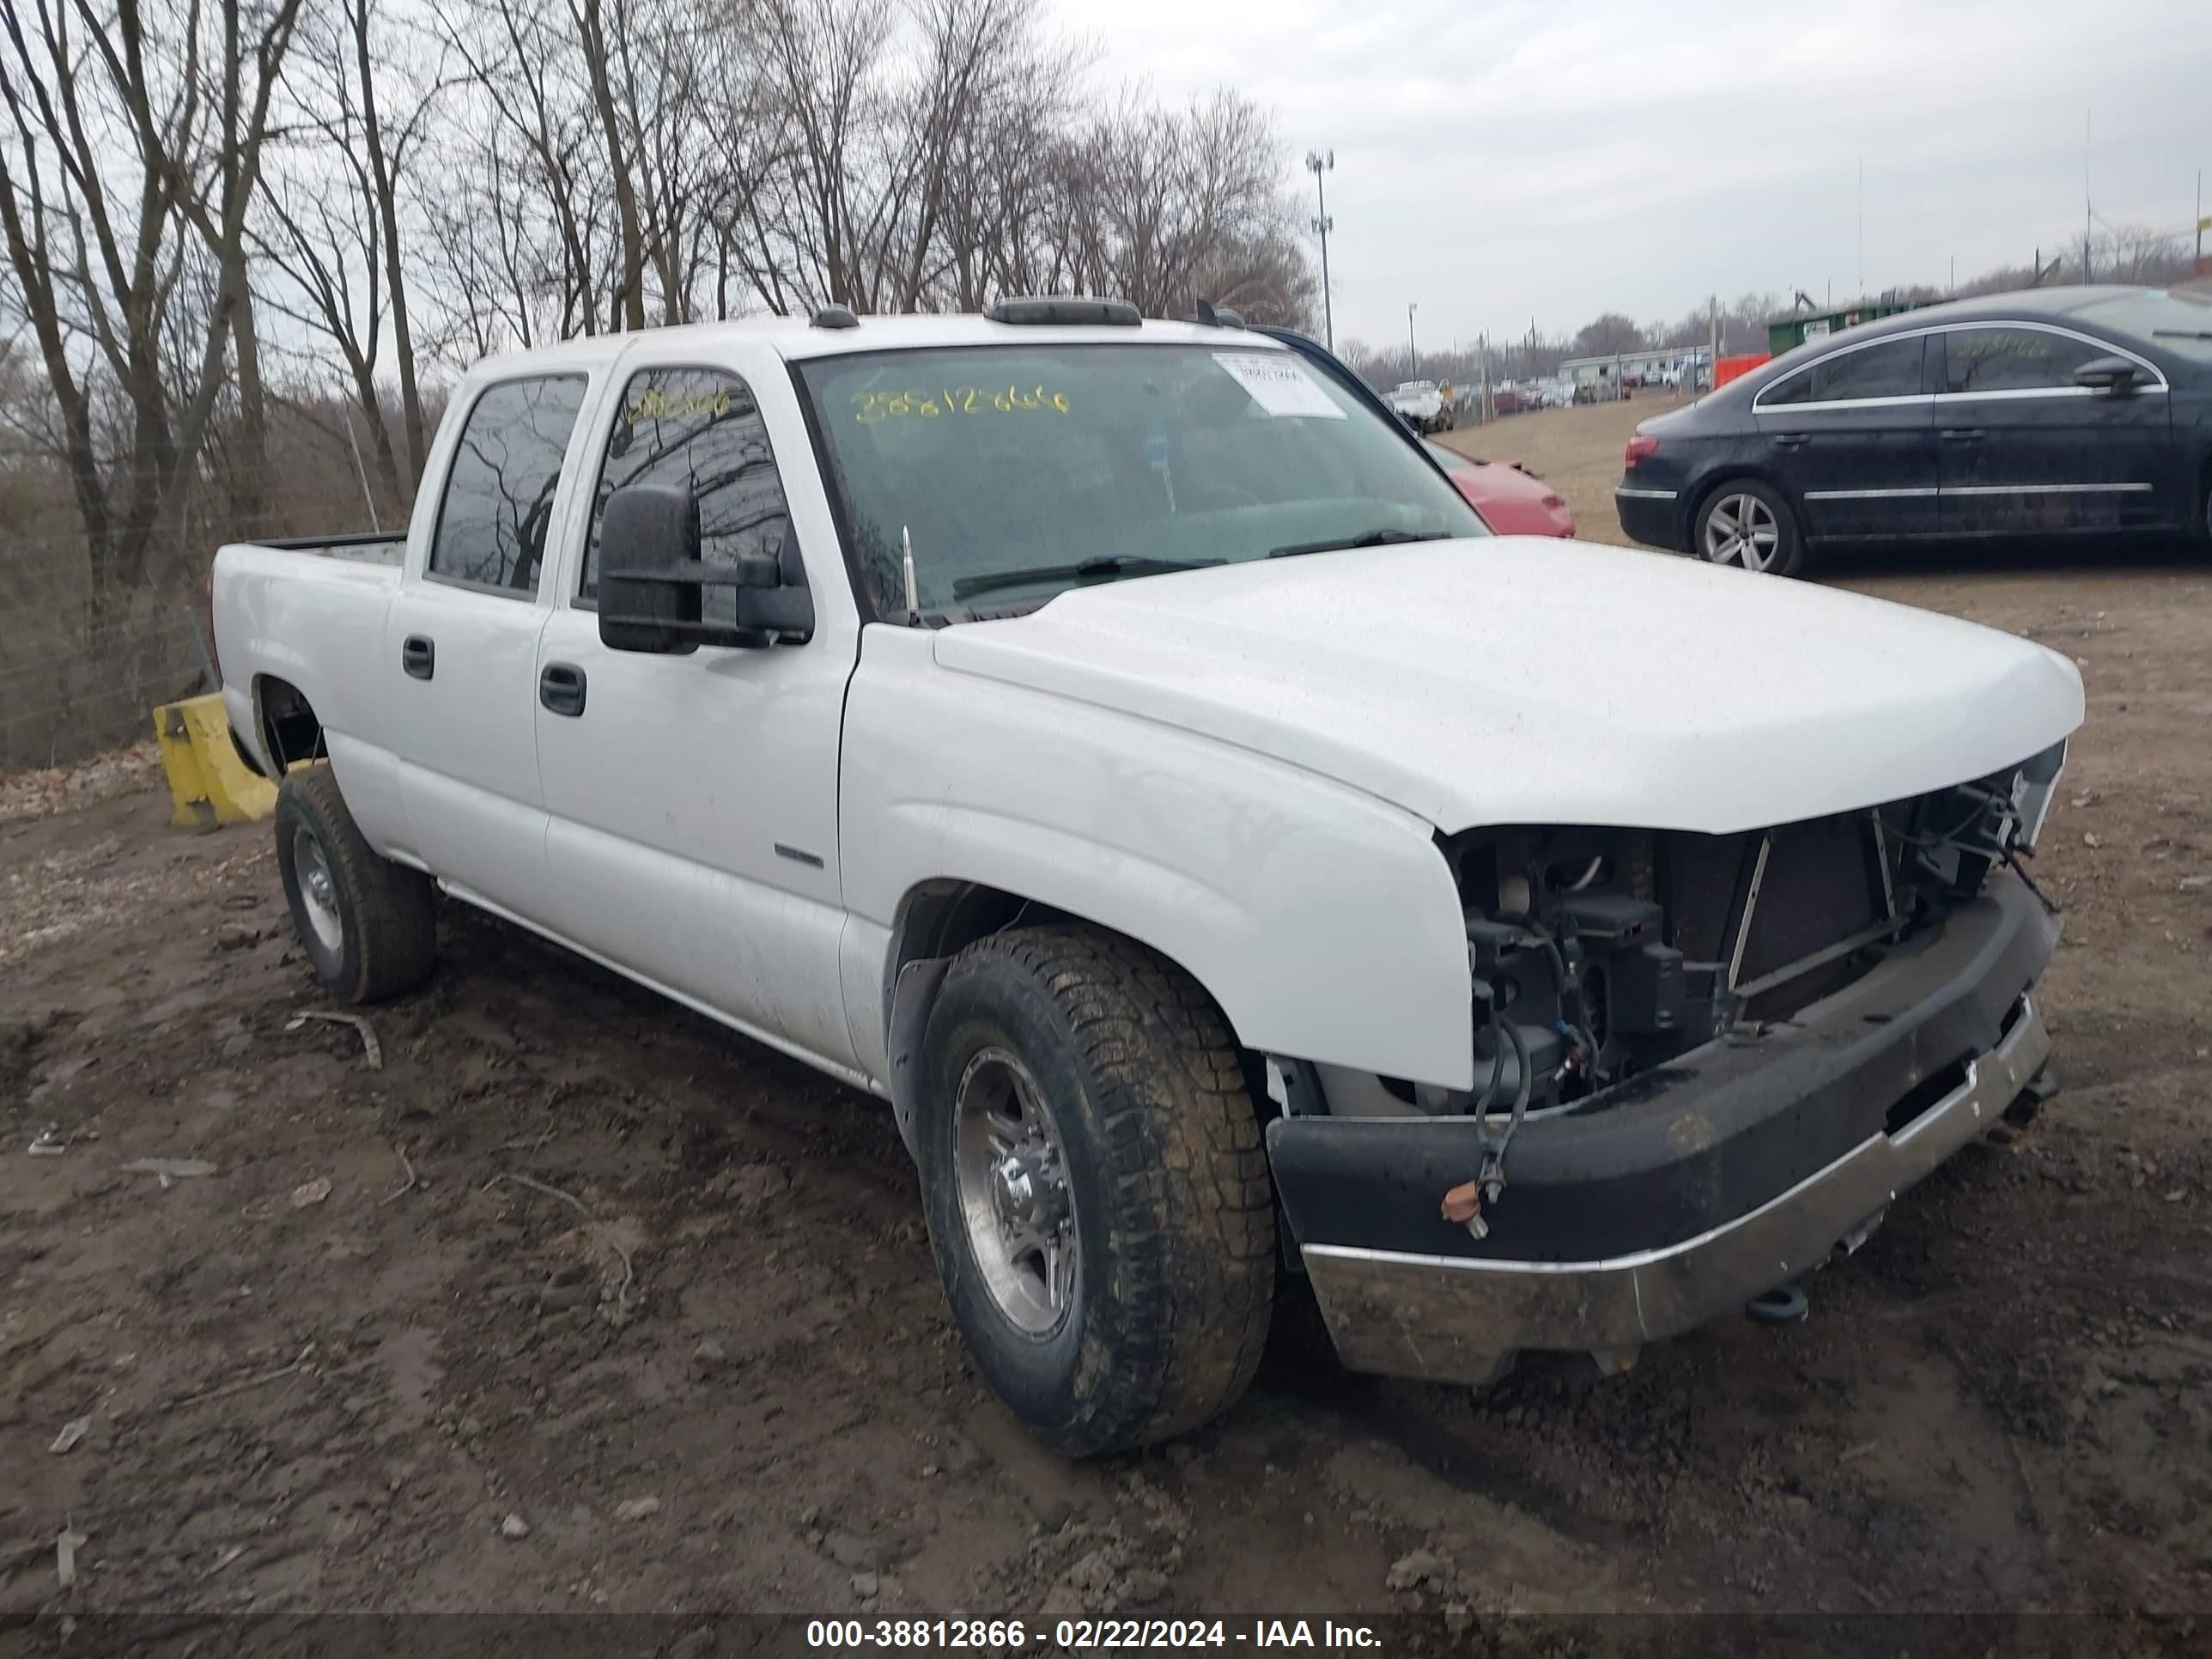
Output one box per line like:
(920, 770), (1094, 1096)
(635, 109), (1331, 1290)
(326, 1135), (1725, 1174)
(799, 342), (1485, 617)
(2070, 288), (2212, 363)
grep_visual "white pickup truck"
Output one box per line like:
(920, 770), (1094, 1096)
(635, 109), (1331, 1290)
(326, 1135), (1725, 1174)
(1384, 379), (1453, 434)
(214, 301), (2083, 1456)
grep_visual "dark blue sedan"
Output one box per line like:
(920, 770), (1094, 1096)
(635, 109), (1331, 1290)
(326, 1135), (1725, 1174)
(1614, 284), (2212, 576)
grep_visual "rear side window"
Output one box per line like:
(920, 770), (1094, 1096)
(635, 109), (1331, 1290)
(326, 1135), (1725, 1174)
(580, 367), (788, 611)
(1941, 327), (2104, 394)
(428, 375), (587, 595)
(1760, 336), (1925, 406)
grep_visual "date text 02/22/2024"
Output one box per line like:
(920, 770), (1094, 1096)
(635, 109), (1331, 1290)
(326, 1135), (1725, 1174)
(804, 1619), (1385, 1649)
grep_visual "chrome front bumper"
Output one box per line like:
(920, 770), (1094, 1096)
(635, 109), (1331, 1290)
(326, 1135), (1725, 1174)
(1298, 995), (2050, 1388)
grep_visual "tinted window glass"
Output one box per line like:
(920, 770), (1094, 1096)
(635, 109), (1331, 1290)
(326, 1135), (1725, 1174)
(428, 376), (586, 594)
(1942, 326), (2103, 393)
(583, 368), (787, 621)
(1761, 336), (1924, 405)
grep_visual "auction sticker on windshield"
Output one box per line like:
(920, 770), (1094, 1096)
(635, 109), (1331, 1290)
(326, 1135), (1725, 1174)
(1212, 352), (1346, 419)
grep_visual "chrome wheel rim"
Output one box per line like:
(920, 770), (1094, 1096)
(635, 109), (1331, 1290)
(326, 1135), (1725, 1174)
(953, 1048), (1076, 1335)
(292, 826), (343, 953)
(1703, 492), (1782, 571)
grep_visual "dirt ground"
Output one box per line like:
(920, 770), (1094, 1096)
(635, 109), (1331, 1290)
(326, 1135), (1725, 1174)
(5, 401), (2209, 1648)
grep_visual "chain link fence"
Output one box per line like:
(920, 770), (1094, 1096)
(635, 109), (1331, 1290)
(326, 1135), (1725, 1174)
(0, 416), (416, 773)
(0, 501), (212, 771)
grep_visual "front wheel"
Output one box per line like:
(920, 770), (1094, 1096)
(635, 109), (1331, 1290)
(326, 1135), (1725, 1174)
(1695, 479), (1805, 577)
(915, 925), (1275, 1457)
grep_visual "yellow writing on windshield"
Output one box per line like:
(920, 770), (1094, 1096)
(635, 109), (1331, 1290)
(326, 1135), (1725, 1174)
(627, 386), (731, 423)
(853, 386), (1072, 424)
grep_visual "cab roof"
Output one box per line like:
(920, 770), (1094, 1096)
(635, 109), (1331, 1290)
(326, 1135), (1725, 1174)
(468, 312), (1284, 375)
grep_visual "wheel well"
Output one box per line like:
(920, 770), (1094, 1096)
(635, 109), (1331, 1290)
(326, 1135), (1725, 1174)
(884, 880), (1063, 1018)
(255, 676), (325, 773)
(879, 880), (1264, 1156)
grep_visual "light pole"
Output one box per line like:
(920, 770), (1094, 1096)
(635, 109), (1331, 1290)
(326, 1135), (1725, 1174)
(1407, 302), (1417, 379)
(1305, 150), (1335, 350)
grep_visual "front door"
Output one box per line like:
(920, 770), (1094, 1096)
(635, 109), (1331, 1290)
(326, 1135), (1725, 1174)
(1753, 331), (1937, 540)
(531, 359), (859, 1073)
(385, 373), (590, 915)
(1933, 325), (2177, 537)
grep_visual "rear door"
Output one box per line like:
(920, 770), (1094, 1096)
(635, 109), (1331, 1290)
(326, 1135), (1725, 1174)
(1752, 332), (1937, 540)
(384, 372), (592, 915)
(1932, 324), (2176, 537)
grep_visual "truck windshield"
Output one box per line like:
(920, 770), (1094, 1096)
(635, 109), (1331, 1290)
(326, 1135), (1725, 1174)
(798, 342), (1486, 617)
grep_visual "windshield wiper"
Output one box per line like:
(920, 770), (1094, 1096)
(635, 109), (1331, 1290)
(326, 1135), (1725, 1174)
(2151, 328), (2212, 341)
(1267, 527), (1449, 559)
(950, 554), (1222, 600)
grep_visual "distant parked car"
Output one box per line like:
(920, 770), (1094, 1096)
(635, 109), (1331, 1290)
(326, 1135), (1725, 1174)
(1384, 380), (1454, 434)
(1614, 284), (2212, 576)
(1424, 440), (1576, 537)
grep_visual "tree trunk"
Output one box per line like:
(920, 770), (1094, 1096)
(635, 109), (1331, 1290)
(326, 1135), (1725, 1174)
(354, 0), (426, 489)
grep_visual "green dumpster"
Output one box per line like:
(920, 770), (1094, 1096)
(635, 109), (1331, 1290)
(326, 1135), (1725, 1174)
(1767, 300), (1942, 356)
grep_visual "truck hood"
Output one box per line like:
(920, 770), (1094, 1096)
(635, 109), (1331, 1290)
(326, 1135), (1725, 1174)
(930, 538), (2085, 836)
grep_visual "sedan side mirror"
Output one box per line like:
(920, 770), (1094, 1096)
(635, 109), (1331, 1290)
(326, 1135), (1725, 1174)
(2073, 356), (2145, 396)
(599, 483), (812, 653)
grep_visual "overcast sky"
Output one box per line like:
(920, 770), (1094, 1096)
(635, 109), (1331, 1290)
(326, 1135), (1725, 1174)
(1054, 0), (2211, 352)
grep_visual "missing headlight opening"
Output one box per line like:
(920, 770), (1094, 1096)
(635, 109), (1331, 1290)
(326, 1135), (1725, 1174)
(1393, 765), (2055, 1131)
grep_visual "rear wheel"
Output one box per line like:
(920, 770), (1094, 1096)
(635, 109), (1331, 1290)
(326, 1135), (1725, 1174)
(914, 925), (1274, 1457)
(274, 767), (437, 1003)
(1695, 479), (1804, 577)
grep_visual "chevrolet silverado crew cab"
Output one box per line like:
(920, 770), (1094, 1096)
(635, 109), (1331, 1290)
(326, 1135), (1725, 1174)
(213, 300), (2084, 1457)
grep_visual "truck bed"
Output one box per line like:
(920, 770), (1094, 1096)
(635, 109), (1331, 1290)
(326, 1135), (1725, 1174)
(212, 535), (409, 782)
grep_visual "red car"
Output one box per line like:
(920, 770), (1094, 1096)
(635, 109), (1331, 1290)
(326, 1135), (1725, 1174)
(1424, 440), (1576, 538)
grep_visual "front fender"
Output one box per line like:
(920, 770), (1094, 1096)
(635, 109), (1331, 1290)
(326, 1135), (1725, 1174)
(841, 629), (1474, 1093)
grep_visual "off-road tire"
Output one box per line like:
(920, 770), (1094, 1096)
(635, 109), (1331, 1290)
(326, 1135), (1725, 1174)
(915, 924), (1275, 1457)
(1693, 477), (1806, 578)
(273, 765), (437, 1003)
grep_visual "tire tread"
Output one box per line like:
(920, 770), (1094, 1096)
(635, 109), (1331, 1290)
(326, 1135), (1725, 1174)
(276, 767), (436, 1003)
(943, 923), (1274, 1454)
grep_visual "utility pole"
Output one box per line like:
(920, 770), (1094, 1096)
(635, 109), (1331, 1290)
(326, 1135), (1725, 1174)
(1407, 303), (1418, 379)
(1480, 332), (1492, 422)
(2083, 111), (2094, 283)
(1305, 150), (1335, 350)
(1856, 154), (1863, 298)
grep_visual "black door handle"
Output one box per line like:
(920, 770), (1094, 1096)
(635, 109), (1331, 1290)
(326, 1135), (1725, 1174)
(538, 662), (587, 718)
(401, 635), (434, 680)
(1772, 432), (1809, 448)
(1940, 427), (1986, 442)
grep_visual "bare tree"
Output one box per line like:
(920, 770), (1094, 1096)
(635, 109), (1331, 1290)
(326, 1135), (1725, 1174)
(0, 0), (304, 599)
(257, 0), (445, 500)
(1054, 89), (1312, 325)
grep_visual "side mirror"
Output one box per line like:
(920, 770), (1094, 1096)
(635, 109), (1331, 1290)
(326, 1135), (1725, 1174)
(598, 483), (812, 653)
(2074, 356), (2143, 396)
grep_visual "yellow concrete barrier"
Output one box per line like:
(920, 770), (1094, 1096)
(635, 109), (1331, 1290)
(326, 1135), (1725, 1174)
(153, 693), (276, 830)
